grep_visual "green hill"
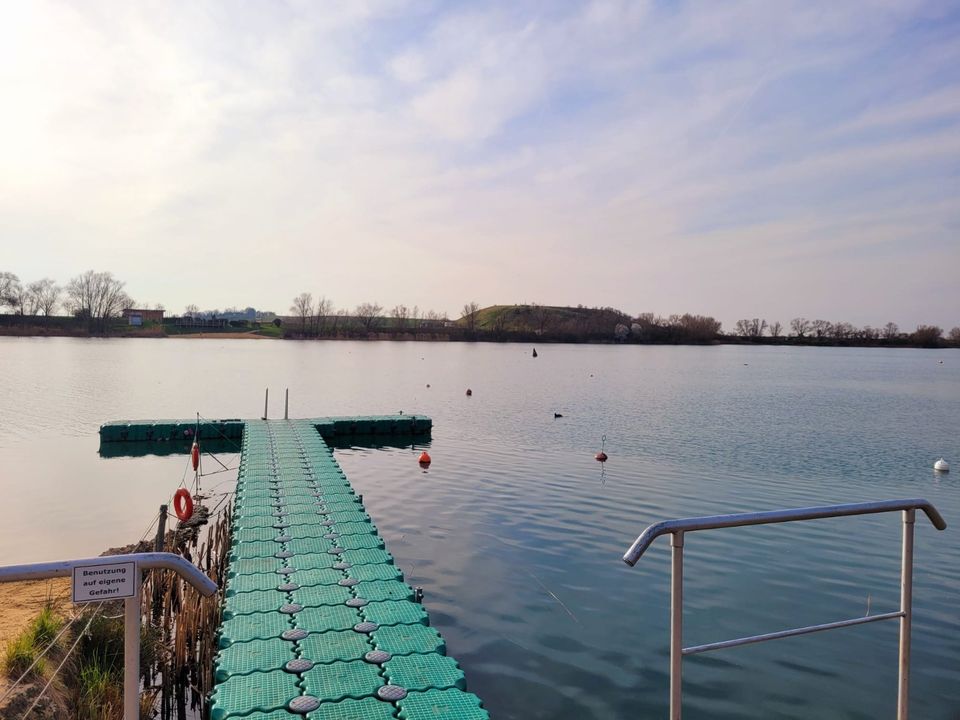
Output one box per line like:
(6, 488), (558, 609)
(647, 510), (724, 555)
(460, 304), (632, 337)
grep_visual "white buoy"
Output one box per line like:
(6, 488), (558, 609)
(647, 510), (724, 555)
(933, 458), (949, 472)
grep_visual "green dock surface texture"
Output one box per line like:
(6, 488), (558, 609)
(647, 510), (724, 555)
(203, 419), (488, 720)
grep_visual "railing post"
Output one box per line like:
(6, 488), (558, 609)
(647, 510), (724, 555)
(898, 509), (915, 720)
(671, 531), (684, 720)
(123, 565), (142, 720)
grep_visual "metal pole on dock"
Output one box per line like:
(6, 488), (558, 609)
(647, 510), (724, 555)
(263, 388), (269, 420)
(670, 531), (684, 720)
(284, 388), (289, 419)
(123, 576), (142, 720)
(898, 509), (915, 720)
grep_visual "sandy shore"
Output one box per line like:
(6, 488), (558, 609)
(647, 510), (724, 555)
(0, 578), (72, 652)
(173, 332), (274, 339)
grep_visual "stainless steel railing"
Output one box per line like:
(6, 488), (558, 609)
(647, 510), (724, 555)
(622, 498), (947, 720)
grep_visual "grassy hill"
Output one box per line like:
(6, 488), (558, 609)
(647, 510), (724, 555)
(460, 304), (631, 337)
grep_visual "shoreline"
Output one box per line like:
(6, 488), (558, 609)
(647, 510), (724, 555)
(0, 328), (955, 349)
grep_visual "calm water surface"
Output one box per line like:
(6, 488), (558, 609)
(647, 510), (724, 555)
(0, 337), (958, 719)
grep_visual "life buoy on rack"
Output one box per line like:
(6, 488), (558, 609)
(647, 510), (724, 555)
(174, 488), (194, 522)
(191, 441), (200, 472)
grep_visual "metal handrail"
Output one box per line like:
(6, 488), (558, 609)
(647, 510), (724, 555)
(621, 498), (947, 720)
(0, 552), (217, 593)
(0, 552), (216, 720)
(623, 498), (946, 566)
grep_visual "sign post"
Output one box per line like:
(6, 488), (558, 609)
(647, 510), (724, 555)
(72, 560), (141, 719)
(0, 552), (216, 720)
(71, 561), (137, 603)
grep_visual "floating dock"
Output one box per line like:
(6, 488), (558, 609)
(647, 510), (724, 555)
(100, 415), (489, 720)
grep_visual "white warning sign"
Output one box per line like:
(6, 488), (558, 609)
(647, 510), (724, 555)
(72, 562), (137, 603)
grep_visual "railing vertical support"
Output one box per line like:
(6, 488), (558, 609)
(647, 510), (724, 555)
(671, 531), (684, 720)
(123, 567), (143, 720)
(898, 509), (915, 720)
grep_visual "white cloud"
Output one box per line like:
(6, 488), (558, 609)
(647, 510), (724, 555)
(0, 0), (956, 327)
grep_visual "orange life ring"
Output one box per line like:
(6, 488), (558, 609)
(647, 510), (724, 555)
(174, 488), (194, 522)
(191, 442), (200, 472)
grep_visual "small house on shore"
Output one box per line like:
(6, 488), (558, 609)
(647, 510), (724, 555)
(122, 308), (164, 326)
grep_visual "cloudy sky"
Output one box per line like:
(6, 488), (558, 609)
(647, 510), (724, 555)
(1, 0), (958, 329)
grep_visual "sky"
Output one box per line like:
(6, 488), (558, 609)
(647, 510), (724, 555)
(1, 0), (958, 331)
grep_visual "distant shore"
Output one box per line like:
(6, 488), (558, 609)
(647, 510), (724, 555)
(0, 324), (955, 349)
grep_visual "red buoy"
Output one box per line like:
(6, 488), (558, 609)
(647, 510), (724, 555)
(173, 488), (194, 522)
(418, 451), (431, 466)
(191, 441), (200, 472)
(595, 451), (608, 462)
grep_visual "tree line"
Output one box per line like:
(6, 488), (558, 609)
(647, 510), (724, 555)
(733, 317), (959, 347)
(2, 268), (956, 346)
(287, 293), (452, 337)
(0, 270), (134, 332)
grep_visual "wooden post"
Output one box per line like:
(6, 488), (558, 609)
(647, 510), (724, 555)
(152, 505), (167, 623)
(155, 505), (168, 552)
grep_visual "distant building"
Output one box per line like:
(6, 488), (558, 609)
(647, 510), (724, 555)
(123, 308), (164, 326)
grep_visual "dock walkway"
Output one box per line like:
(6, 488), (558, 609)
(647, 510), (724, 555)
(101, 416), (488, 720)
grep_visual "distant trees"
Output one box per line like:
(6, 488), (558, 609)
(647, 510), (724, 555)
(355, 303), (383, 332)
(64, 270), (132, 332)
(28, 279), (60, 316)
(948, 327), (960, 347)
(184, 304), (200, 317)
(735, 318), (767, 337)
(530, 304), (551, 335)
(313, 296), (333, 335)
(290, 293), (313, 334)
(790, 318), (810, 337)
(0, 272), (18, 309)
(882, 322), (899, 339)
(769, 321), (783, 338)
(391, 304), (410, 329)
(911, 325), (942, 348)
(461, 301), (480, 333)
(811, 319), (831, 339)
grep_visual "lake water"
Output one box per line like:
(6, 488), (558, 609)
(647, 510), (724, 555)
(0, 337), (957, 719)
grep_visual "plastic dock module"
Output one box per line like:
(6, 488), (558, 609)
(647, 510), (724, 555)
(200, 418), (489, 720)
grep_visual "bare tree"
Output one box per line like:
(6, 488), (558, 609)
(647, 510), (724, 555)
(313, 296), (334, 335)
(530, 303), (551, 335)
(65, 270), (132, 332)
(461, 301), (480, 332)
(948, 327), (960, 347)
(882, 322), (899, 339)
(355, 302), (383, 331)
(0, 272), (19, 310)
(290, 292), (313, 335)
(769, 321), (783, 338)
(735, 318), (766, 337)
(8, 281), (29, 315)
(790, 317), (810, 337)
(391, 304), (410, 330)
(811, 319), (831, 339)
(184, 304), (200, 317)
(831, 322), (855, 340)
(26, 279), (59, 316)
